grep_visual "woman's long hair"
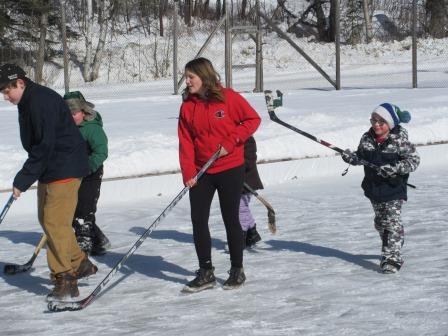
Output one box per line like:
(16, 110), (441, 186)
(184, 57), (225, 102)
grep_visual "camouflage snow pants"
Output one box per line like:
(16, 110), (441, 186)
(371, 199), (404, 270)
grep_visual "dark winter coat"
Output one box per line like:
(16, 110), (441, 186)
(13, 80), (89, 191)
(355, 125), (420, 202)
(78, 111), (108, 174)
(243, 136), (263, 192)
(178, 87), (261, 184)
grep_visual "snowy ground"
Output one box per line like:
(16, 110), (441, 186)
(0, 43), (447, 335)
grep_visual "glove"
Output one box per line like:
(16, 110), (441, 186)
(378, 164), (397, 178)
(341, 149), (359, 165)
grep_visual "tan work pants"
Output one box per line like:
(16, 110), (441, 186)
(37, 179), (85, 275)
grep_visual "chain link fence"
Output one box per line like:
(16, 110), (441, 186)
(0, 0), (447, 94)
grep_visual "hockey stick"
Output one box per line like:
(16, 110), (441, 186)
(243, 183), (276, 234)
(47, 149), (221, 312)
(264, 90), (417, 189)
(4, 234), (47, 275)
(0, 194), (14, 226)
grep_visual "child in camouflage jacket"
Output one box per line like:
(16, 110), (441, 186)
(342, 103), (420, 273)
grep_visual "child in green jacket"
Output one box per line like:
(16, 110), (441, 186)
(64, 91), (110, 255)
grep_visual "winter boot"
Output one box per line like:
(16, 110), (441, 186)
(91, 223), (111, 256)
(223, 267), (246, 290)
(181, 267), (216, 293)
(380, 258), (402, 274)
(46, 272), (79, 301)
(73, 218), (95, 254)
(246, 225), (261, 248)
(75, 256), (98, 280)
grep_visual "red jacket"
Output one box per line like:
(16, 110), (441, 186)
(178, 88), (261, 184)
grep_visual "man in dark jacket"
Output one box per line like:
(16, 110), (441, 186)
(0, 64), (98, 300)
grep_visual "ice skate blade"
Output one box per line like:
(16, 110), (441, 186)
(181, 281), (216, 293)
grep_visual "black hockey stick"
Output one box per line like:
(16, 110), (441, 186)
(0, 194), (14, 226)
(264, 90), (416, 189)
(243, 183), (276, 234)
(4, 234), (47, 275)
(47, 149), (221, 312)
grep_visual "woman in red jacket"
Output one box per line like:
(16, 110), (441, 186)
(178, 58), (261, 293)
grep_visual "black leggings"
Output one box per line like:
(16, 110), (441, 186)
(189, 165), (245, 269)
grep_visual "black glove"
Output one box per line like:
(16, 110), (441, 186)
(341, 149), (359, 165)
(378, 164), (397, 178)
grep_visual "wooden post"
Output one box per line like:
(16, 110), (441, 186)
(335, 0), (341, 90)
(412, 0), (417, 88)
(255, 0), (263, 92)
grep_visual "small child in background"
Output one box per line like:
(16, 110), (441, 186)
(64, 91), (110, 256)
(240, 136), (263, 248)
(342, 103), (420, 273)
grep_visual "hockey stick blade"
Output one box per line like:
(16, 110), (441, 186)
(48, 295), (92, 312)
(243, 183), (276, 234)
(4, 259), (34, 275)
(4, 234), (46, 275)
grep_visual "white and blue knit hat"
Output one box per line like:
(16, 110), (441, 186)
(372, 103), (411, 129)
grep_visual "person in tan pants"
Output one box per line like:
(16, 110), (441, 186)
(38, 180), (85, 275)
(0, 63), (98, 300)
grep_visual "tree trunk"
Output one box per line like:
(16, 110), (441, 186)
(159, 0), (164, 36)
(185, 0), (193, 26)
(328, 0), (337, 42)
(216, 0), (222, 19)
(90, 0), (109, 81)
(426, 0), (448, 38)
(35, 11), (48, 84)
(362, 0), (372, 43)
(193, 0), (202, 17)
(83, 0), (93, 81)
(202, 0), (209, 19)
(314, 0), (328, 41)
(241, 0), (247, 19)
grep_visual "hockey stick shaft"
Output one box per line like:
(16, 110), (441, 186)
(243, 183), (276, 234)
(264, 90), (417, 189)
(0, 194), (14, 225)
(4, 234), (47, 275)
(47, 149), (221, 312)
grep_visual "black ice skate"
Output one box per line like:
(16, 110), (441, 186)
(246, 225), (261, 248)
(222, 267), (246, 290)
(181, 267), (216, 293)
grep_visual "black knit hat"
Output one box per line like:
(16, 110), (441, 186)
(0, 64), (26, 90)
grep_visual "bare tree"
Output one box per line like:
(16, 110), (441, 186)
(82, 0), (111, 82)
(184, 0), (193, 26)
(83, 0), (93, 81)
(241, 0), (248, 19)
(426, 0), (448, 38)
(362, 0), (372, 43)
(35, 11), (48, 84)
(202, 0), (210, 18)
